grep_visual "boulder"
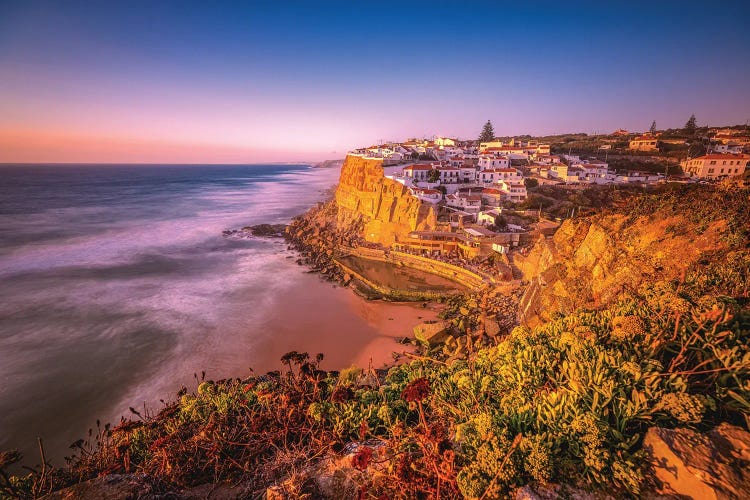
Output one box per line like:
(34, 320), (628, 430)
(40, 474), (156, 499)
(643, 423), (750, 499)
(482, 314), (502, 337)
(515, 483), (614, 500)
(413, 320), (452, 345)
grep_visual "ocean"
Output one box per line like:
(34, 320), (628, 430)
(0, 163), (425, 465)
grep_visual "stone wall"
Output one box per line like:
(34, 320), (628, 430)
(342, 246), (487, 290)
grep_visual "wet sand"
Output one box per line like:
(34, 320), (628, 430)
(246, 271), (443, 373)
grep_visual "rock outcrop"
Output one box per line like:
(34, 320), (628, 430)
(643, 423), (750, 499)
(335, 154), (437, 246)
(513, 212), (726, 326)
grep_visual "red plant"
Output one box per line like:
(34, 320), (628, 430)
(351, 446), (373, 471)
(331, 386), (354, 403)
(401, 378), (430, 403)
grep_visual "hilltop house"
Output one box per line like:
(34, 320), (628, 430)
(709, 143), (744, 154)
(434, 137), (458, 148)
(402, 164), (434, 182)
(629, 135), (659, 151)
(681, 154), (749, 179)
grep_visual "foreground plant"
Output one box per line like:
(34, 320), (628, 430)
(2, 275), (749, 499)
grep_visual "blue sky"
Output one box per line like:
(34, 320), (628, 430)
(1, 0), (749, 161)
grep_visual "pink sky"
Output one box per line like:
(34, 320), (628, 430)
(0, 129), (338, 164)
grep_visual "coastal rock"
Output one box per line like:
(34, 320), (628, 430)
(40, 474), (157, 499)
(481, 314), (502, 337)
(413, 319), (452, 344)
(643, 423), (750, 499)
(514, 484), (615, 500)
(245, 223), (287, 237)
(335, 155), (437, 246)
(512, 210), (728, 326)
(266, 441), (388, 500)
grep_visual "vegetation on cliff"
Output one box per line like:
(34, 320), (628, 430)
(3, 274), (747, 498)
(2, 182), (749, 499)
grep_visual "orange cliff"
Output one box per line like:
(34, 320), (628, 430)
(334, 154), (437, 247)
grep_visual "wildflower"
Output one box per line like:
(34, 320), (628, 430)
(331, 386), (354, 403)
(401, 378), (430, 402)
(351, 446), (373, 470)
(611, 316), (647, 342)
(657, 392), (706, 424)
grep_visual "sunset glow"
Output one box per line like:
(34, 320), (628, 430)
(2, 1), (749, 163)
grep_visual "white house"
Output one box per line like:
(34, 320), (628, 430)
(445, 192), (482, 213)
(436, 166), (461, 184)
(409, 187), (442, 203)
(478, 207), (503, 226)
(573, 161), (610, 183)
(483, 146), (528, 160)
(434, 137), (458, 148)
(709, 143), (744, 154)
(481, 187), (503, 206)
(479, 168), (522, 184)
(459, 165), (478, 183)
(402, 164), (434, 181)
(496, 180), (528, 202)
(478, 155), (510, 171)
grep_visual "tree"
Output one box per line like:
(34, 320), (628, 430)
(525, 177), (539, 188)
(478, 120), (495, 143)
(684, 114), (697, 136)
(688, 141), (706, 158)
(649, 121), (657, 134)
(494, 215), (508, 232)
(427, 168), (440, 183)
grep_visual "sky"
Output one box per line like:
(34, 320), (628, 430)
(1, 0), (749, 163)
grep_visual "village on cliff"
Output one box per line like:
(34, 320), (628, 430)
(344, 123), (750, 269)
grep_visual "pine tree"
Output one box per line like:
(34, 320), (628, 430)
(684, 114), (697, 136)
(478, 120), (495, 143)
(649, 120), (656, 134)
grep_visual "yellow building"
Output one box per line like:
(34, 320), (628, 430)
(682, 154), (749, 179)
(629, 135), (659, 151)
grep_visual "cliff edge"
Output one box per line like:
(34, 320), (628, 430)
(335, 154), (436, 246)
(514, 185), (749, 326)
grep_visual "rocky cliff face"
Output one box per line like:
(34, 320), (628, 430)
(514, 211), (728, 326)
(335, 155), (436, 246)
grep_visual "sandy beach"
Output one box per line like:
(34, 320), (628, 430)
(244, 270), (443, 374)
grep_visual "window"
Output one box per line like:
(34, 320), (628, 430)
(708, 168), (714, 173)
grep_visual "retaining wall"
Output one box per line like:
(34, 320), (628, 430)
(340, 246), (489, 290)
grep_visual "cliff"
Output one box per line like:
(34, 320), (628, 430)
(514, 184), (749, 326)
(335, 155), (436, 246)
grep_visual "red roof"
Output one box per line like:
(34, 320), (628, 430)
(412, 188), (440, 195)
(693, 154), (750, 160)
(403, 164), (434, 171)
(482, 188), (503, 195)
(482, 168), (518, 173)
